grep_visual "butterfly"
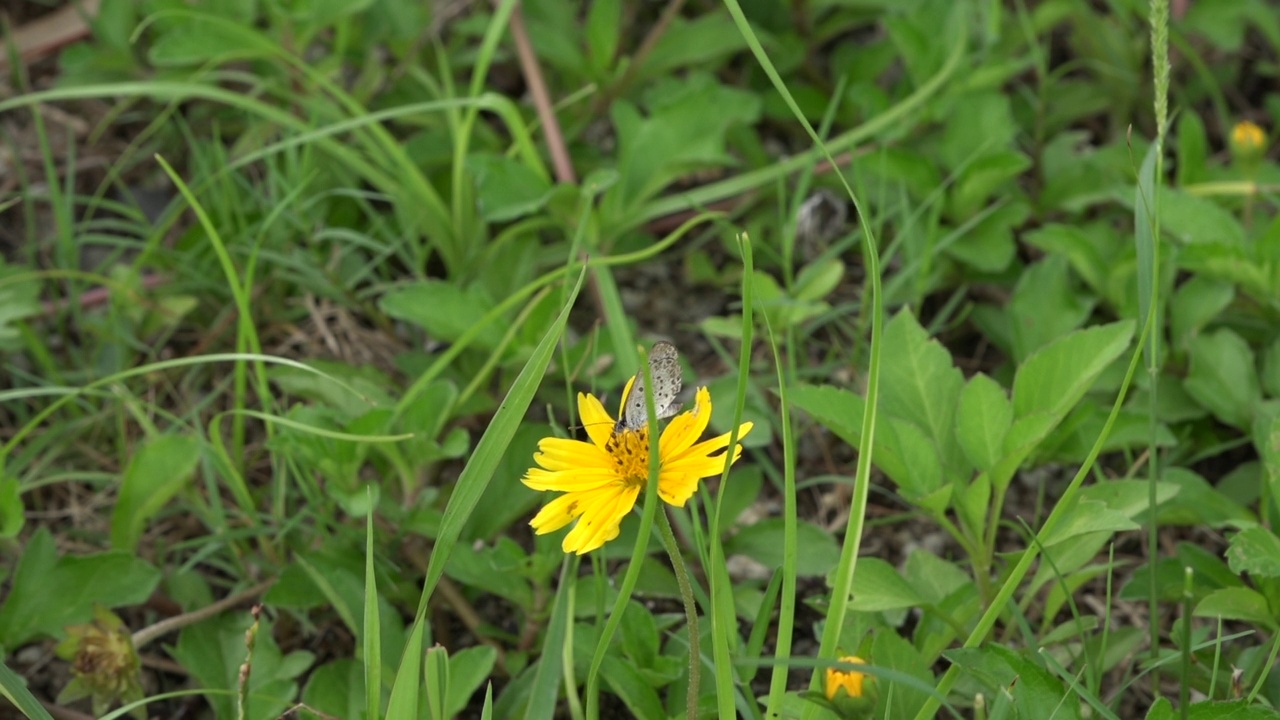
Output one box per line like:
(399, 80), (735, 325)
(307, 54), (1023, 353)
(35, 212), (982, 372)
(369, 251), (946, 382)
(615, 341), (683, 433)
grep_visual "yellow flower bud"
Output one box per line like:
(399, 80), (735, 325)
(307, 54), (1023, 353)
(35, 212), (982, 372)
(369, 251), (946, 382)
(825, 655), (867, 701)
(1231, 121), (1266, 156)
(1230, 120), (1267, 181)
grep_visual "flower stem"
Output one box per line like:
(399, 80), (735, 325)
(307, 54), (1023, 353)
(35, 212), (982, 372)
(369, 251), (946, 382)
(658, 508), (701, 720)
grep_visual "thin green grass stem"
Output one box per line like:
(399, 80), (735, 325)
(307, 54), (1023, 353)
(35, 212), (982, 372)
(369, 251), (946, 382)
(657, 509), (701, 720)
(155, 155), (268, 471)
(707, 234), (758, 720)
(718, 4), (914, 709)
(762, 316), (798, 716)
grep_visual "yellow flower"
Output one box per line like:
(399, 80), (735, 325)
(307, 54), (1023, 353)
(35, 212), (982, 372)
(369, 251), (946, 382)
(1231, 120), (1266, 155)
(825, 655), (867, 701)
(522, 383), (752, 554)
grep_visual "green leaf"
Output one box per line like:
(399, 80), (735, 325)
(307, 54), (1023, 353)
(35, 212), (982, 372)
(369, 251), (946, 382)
(447, 646), (498, 718)
(467, 153), (553, 223)
(148, 16), (266, 66)
(1176, 112), (1209, 186)
(600, 657), (665, 720)
(1185, 700), (1280, 719)
(901, 550), (971, 606)
(992, 645), (1080, 720)
(618, 602), (659, 669)
(1225, 526), (1280, 580)
(1012, 320), (1135, 420)
(0, 263), (40, 352)
(172, 613), (311, 720)
(423, 647), (461, 707)
(1023, 221), (1118, 298)
(1262, 339), (1280, 398)
(585, 0), (621, 74)
(0, 471), (23, 539)
(1078, 479), (1180, 519)
(1170, 276), (1234, 353)
(380, 281), (502, 349)
(949, 150), (1032, 219)
(1008, 257), (1096, 362)
(301, 660), (364, 720)
(109, 434), (202, 552)
(524, 561), (573, 720)
(955, 373), (1012, 472)
(881, 418), (945, 502)
(1254, 401), (1280, 522)
(603, 73), (761, 220)
(790, 385), (946, 501)
(879, 310), (967, 476)
(1194, 587), (1278, 630)
(0, 529), (161, 648)
(1042, 499), (1138, 547)
(793, 258), (845, 303)
(444, 538), (532, 608)
(386, 620), (427, 720)
(1158, 186), (1246, 246)
(1184, 328), (1261, 430)
(1145, 696), (1174, 720)
(724, 519), (840, 577)
(945, 199), (1026, 273)
(0, 661), (55, 720)
(290, 0), (376, 29)
(645, 15), (749, 77)
(938, 92), (1017, 169)
(868, 629), (934, 719)
(1155, 468), (1253, 528)
(845, 558), (924, 612)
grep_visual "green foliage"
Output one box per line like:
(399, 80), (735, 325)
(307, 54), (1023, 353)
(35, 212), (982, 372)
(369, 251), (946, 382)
(4, 0), (1280, 718)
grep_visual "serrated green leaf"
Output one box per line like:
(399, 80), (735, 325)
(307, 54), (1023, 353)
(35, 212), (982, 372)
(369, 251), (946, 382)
(1012, 320), (1135, 420)
(879, 311), (967, 477)
(1184, 328), (1261, 430)
(1226, 526), (1280, 580)
(956, 373), (1012, 471)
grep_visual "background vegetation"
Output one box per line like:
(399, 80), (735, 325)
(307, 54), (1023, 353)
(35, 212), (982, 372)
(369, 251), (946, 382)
(2, 0), (1280, 718)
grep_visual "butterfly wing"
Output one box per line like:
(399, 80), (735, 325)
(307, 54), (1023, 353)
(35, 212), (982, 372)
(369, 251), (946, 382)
(618, 341), (682, 431)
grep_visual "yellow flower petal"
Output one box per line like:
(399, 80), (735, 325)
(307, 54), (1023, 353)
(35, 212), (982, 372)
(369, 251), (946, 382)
(534, 437), (610, 471)
(616, 374), (637, 418)
(658, 469), (698, 506)
(578, 392), (615, 449)
(659, 387), (712, 457)
(522, 467), (619, 492)
(529, 492), (585, 534)
(668, 422), (753, 465)
(562, 483), (639, 554)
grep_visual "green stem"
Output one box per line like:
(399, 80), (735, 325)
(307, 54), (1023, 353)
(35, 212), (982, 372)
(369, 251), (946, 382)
(658, 509), (701, 720)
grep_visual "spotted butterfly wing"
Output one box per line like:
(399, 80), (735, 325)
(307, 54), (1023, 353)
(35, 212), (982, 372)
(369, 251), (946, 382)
(616, 341), (682, 432)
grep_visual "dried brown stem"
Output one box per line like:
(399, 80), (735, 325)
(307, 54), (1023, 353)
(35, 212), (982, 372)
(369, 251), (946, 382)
(131, 580), (274, 649)
(508, 3), (576, 184)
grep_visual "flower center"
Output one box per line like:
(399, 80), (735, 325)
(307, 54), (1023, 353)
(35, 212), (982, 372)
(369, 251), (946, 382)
(605, 427), (651, 488)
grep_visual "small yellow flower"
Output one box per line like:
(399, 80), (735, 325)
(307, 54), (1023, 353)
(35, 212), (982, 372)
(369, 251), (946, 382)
(1231, 121), (1266, 155)
(825, 655), (867, 701)
(522, 382), (752, 554)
